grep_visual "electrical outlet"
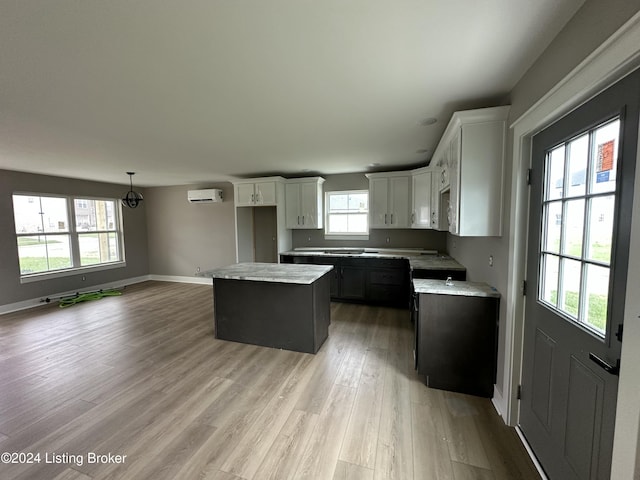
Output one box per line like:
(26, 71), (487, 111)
(196, 266), (201, 273)
(386, 237), (390, 243)
(489, 255), (494, 267)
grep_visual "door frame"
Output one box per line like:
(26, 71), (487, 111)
(502, 10), (640, 478)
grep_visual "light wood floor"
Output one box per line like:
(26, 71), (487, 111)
(0, 281), (540, 480)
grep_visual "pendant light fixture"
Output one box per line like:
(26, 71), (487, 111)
(122, 172), (144, 209)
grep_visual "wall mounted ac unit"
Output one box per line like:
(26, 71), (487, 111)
(187, 189), (223, 203)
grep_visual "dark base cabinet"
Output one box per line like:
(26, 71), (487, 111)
(280, 254), (410, 308)
(417, 292), (499, 398)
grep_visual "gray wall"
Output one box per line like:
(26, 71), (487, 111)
(144, 183), (236, 276)
(292, 172), (448, 252)
(447, 0), (640, 478)
(0, 169), (149, 306)
(509, 0), (640, 121)
(448, 0), (640, 402)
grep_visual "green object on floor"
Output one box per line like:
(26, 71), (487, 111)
(58, 289), (122, 308)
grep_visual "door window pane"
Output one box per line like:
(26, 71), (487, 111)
(543, 201), (562, 253)
(583, 264), (609, 335)
(546, 145), (565, 201)
(590, 119), (619, 194)
(559, 258), (582, 319)
(540, 253), (559, 306)
(566, 134), (588, 197)
(586, 195), (614, 264)
(562, 199), (585, 258)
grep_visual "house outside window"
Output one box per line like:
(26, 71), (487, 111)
(325, 190), (369, 240)
(12, 194), (124, 281)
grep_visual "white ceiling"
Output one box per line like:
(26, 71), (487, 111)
(0, 0), (584, 187)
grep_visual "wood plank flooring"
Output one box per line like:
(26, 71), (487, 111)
(0, 281), (540, 480)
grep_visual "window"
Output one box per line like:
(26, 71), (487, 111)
(13, 194), (124, 280)
(325, 190), (369, 239)
(538, 118), (619, 336)
(74, 198), (121, 266)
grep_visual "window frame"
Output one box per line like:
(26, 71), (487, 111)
(537, 117), (620, 338)
(324, 189), (369, 241)
(13, 192), (126, 283)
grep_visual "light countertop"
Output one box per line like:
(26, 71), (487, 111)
(199, 262), (333, 285)
(413, 279), (500, 298)
(280, 248), (466, 272)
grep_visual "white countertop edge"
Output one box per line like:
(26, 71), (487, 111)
(198, 262), (333, 285)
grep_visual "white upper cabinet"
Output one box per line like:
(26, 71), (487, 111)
(233, 177), (283, 207)
(410, 167), (432, 229)
(366, 172), (411, 229)
(429, 166), (448, 231)
(285, 177), (325, 229)
(431, 105), (510, 236)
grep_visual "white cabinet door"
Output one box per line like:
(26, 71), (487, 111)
(411, 170), (432, 228)
(439, 148), (450, 192)
(285, 183), (301, 228)
(430, 167), (447, 231)
(300, 181), (321, 228)
(389, 176), (410, 227)
(448, 130), (461, 235)
(255, 182), (276, 205)
(235, 183), (256, 206)
(284, 179), (324, 229)
(369, 177), (389, 228)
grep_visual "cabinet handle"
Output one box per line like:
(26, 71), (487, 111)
(302, 216), (305, 225)
(297, 215), (300, 225)
(390, 213), (394, 224)
(411, 213), (415, 224)
(384, 213), (388, 224)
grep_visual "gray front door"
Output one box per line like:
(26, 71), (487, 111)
(520, 69), (639, 479)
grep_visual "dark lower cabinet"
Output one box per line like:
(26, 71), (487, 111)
(339, 265), (367, 300)
(416, 292), (499, 398)
(280, 254), (409, 307)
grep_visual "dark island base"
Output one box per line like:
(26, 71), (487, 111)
(213, 274), (331, 354)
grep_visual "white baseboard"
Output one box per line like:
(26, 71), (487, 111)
(0, 275), (152, 315)
(148, 274), (212, 285)
(491, 384), (506, 419)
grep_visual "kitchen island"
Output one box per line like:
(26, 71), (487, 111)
(200, 262), (333, 354)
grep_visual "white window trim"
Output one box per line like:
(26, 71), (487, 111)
(324, 190), (369, 240)
(13, 193), (126, 282)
